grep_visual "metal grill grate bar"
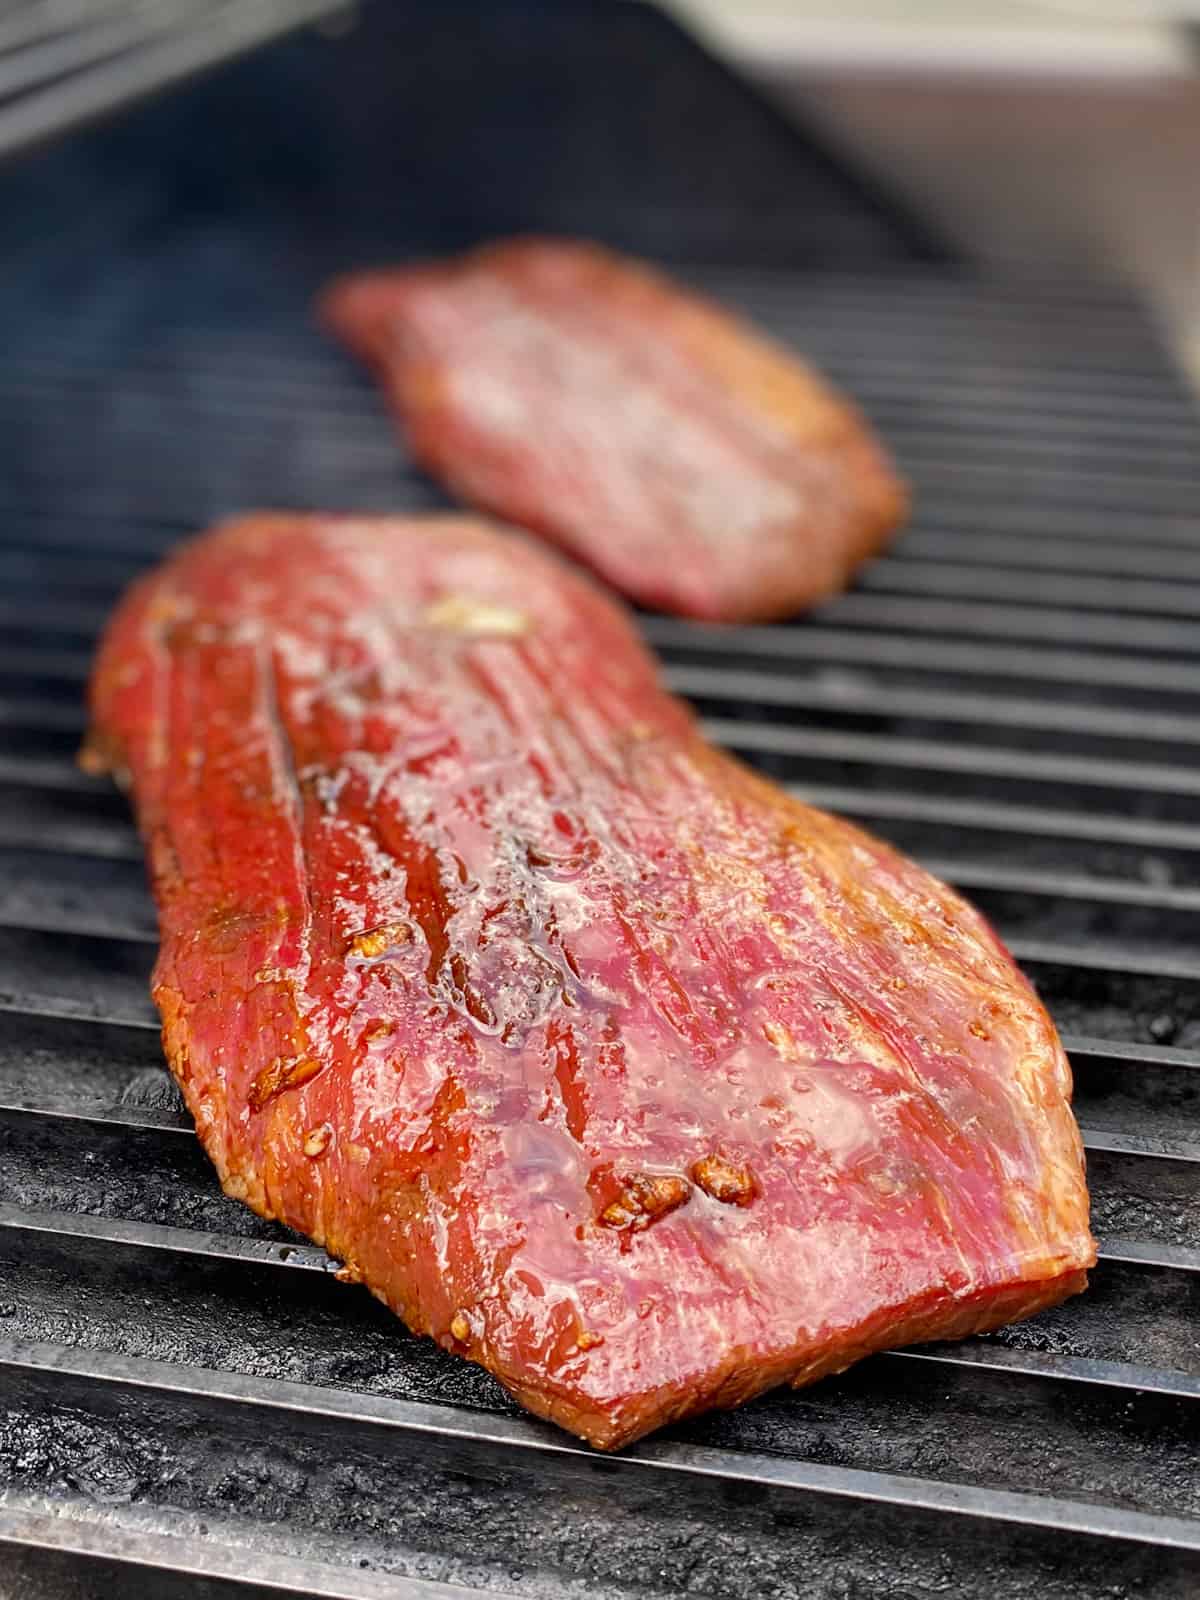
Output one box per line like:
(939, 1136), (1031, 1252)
(859, 561), (1200, 618)
(643, 621), (1200, 694)
(886, 532), (1200, 579)
(4, 1338), (1199, 1554)
(0, 1498), (487, 1600)
(892, 1345), (1200, 1404)
(704, 719), (1200, 800)
(0, 994), (157, 1029)
(910, 498), (1200, 542)
(669, 666), (1200, 746)
(0, 2), (157, 59)
(806, 596), (1200, 655)
(903, 464), (1200, 516)
(786, 785), (1200, 854)
(871, 404), (1200, 451)
(0, 0), (343, 160)
(0, 2), (216, 103)
(1065, 1035), (1200, 1069)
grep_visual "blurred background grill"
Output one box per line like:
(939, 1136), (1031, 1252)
(0, 0), (344, 161)
(0, 3), (1197, 1597)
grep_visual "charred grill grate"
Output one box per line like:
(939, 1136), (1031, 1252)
(0, 6), (1198, 1595)
(0, 266), (1197, 1600)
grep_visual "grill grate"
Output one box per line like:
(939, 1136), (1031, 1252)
(0, 4), (1197, 1587)
(0, 0), (344, 162)
(0, 265), (1198, 1600)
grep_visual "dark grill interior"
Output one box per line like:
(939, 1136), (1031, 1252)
(0, 5), (1198, 1598)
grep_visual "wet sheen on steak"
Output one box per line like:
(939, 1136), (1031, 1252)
(85, 513), (1095, 1449)
(319, 239), (907, 622)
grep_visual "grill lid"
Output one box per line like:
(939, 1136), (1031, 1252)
(0, 0), (344, 163)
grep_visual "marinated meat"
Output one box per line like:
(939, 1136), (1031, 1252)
(85, 512), (1094, 1450)
(319, 239), (907, 621)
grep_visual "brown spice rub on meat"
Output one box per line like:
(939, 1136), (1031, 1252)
(319, 238), (908, 621)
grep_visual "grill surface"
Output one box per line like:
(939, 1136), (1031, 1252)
(0, 0), (345, 162)
(1, 6), (1199, 1599)
(2, 275), (1198, 1600)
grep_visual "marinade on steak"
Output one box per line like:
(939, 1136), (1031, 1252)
(319, 239), (907, 622)
(85, 513), (1094, 1450)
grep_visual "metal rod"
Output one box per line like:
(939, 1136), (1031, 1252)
(702, 717), (1200, 798)
(4, 1336), (1199, 1550)
(861, 560), (1200, 619)
(0, 1), (148, 61)
(0, 1), (208, 102)
(0, 0), (342, 160)
(878, 532), (1200, 584)
(0, 1497), (485, 1600)
(665, 664), (1200, 747)
(642, 621), (1200, 696)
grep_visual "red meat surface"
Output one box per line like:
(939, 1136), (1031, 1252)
(319, 239), (907, 621)
(85, 512), (1094, 1450)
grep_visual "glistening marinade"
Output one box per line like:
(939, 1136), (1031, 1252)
(85, 512), (1094, 1450)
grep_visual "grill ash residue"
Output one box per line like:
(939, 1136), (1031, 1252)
(0, 1383), (1194, 1600)
(117, 1068), (188, 1122)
